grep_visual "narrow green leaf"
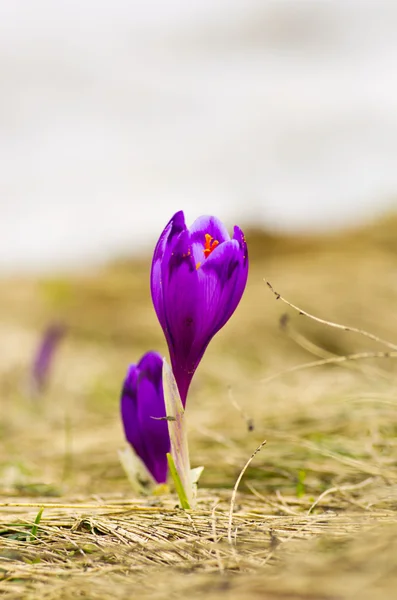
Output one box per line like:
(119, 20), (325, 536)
(30, 507), (44, 542)
(296, 469), (306, 498)
(167, 453), (190, 509)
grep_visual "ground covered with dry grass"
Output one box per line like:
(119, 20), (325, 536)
(1, 214), (397, 599)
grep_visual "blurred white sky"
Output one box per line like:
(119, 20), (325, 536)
(0, 0), (397, 271)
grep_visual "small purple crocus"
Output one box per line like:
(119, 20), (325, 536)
(120, 351), (170, 484)
(151, 211), (248, 405)
(30, 323), (66, 395)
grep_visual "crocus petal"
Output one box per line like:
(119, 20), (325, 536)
(233, 225), (248, 267)
(160, 231), (200, 401)
(120, 351), (170, 484)
(199, 238), (248, 331)
(151, 211), (187, 334)
(189, 215), (230, 244)
(179, 239), (247, 374)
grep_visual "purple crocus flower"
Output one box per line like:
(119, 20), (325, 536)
(151, 211), (248, 405)
(120, 351), (170, 484)
(30, 323), (66, 395)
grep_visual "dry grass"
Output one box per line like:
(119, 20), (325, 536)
(1, 213), (397, 599)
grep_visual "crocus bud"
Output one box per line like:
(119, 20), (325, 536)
(30, 323), (66, 395)
(120, 351), (170, 484)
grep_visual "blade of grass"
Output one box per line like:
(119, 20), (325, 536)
(30, 507), (44, 542)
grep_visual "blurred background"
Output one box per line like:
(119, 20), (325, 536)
(1, 0), (397, 273)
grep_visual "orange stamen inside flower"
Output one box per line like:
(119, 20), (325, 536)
(203, 233), (219, 258)
(196, 233), (220, 269)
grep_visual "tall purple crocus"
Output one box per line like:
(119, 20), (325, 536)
(30, 323), (66, 395)
(151, 211), (248, 405)
(120, 351), (170, 484)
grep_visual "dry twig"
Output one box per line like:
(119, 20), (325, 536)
(265, 279), (397, 351)
(227, 440), (267, 545)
